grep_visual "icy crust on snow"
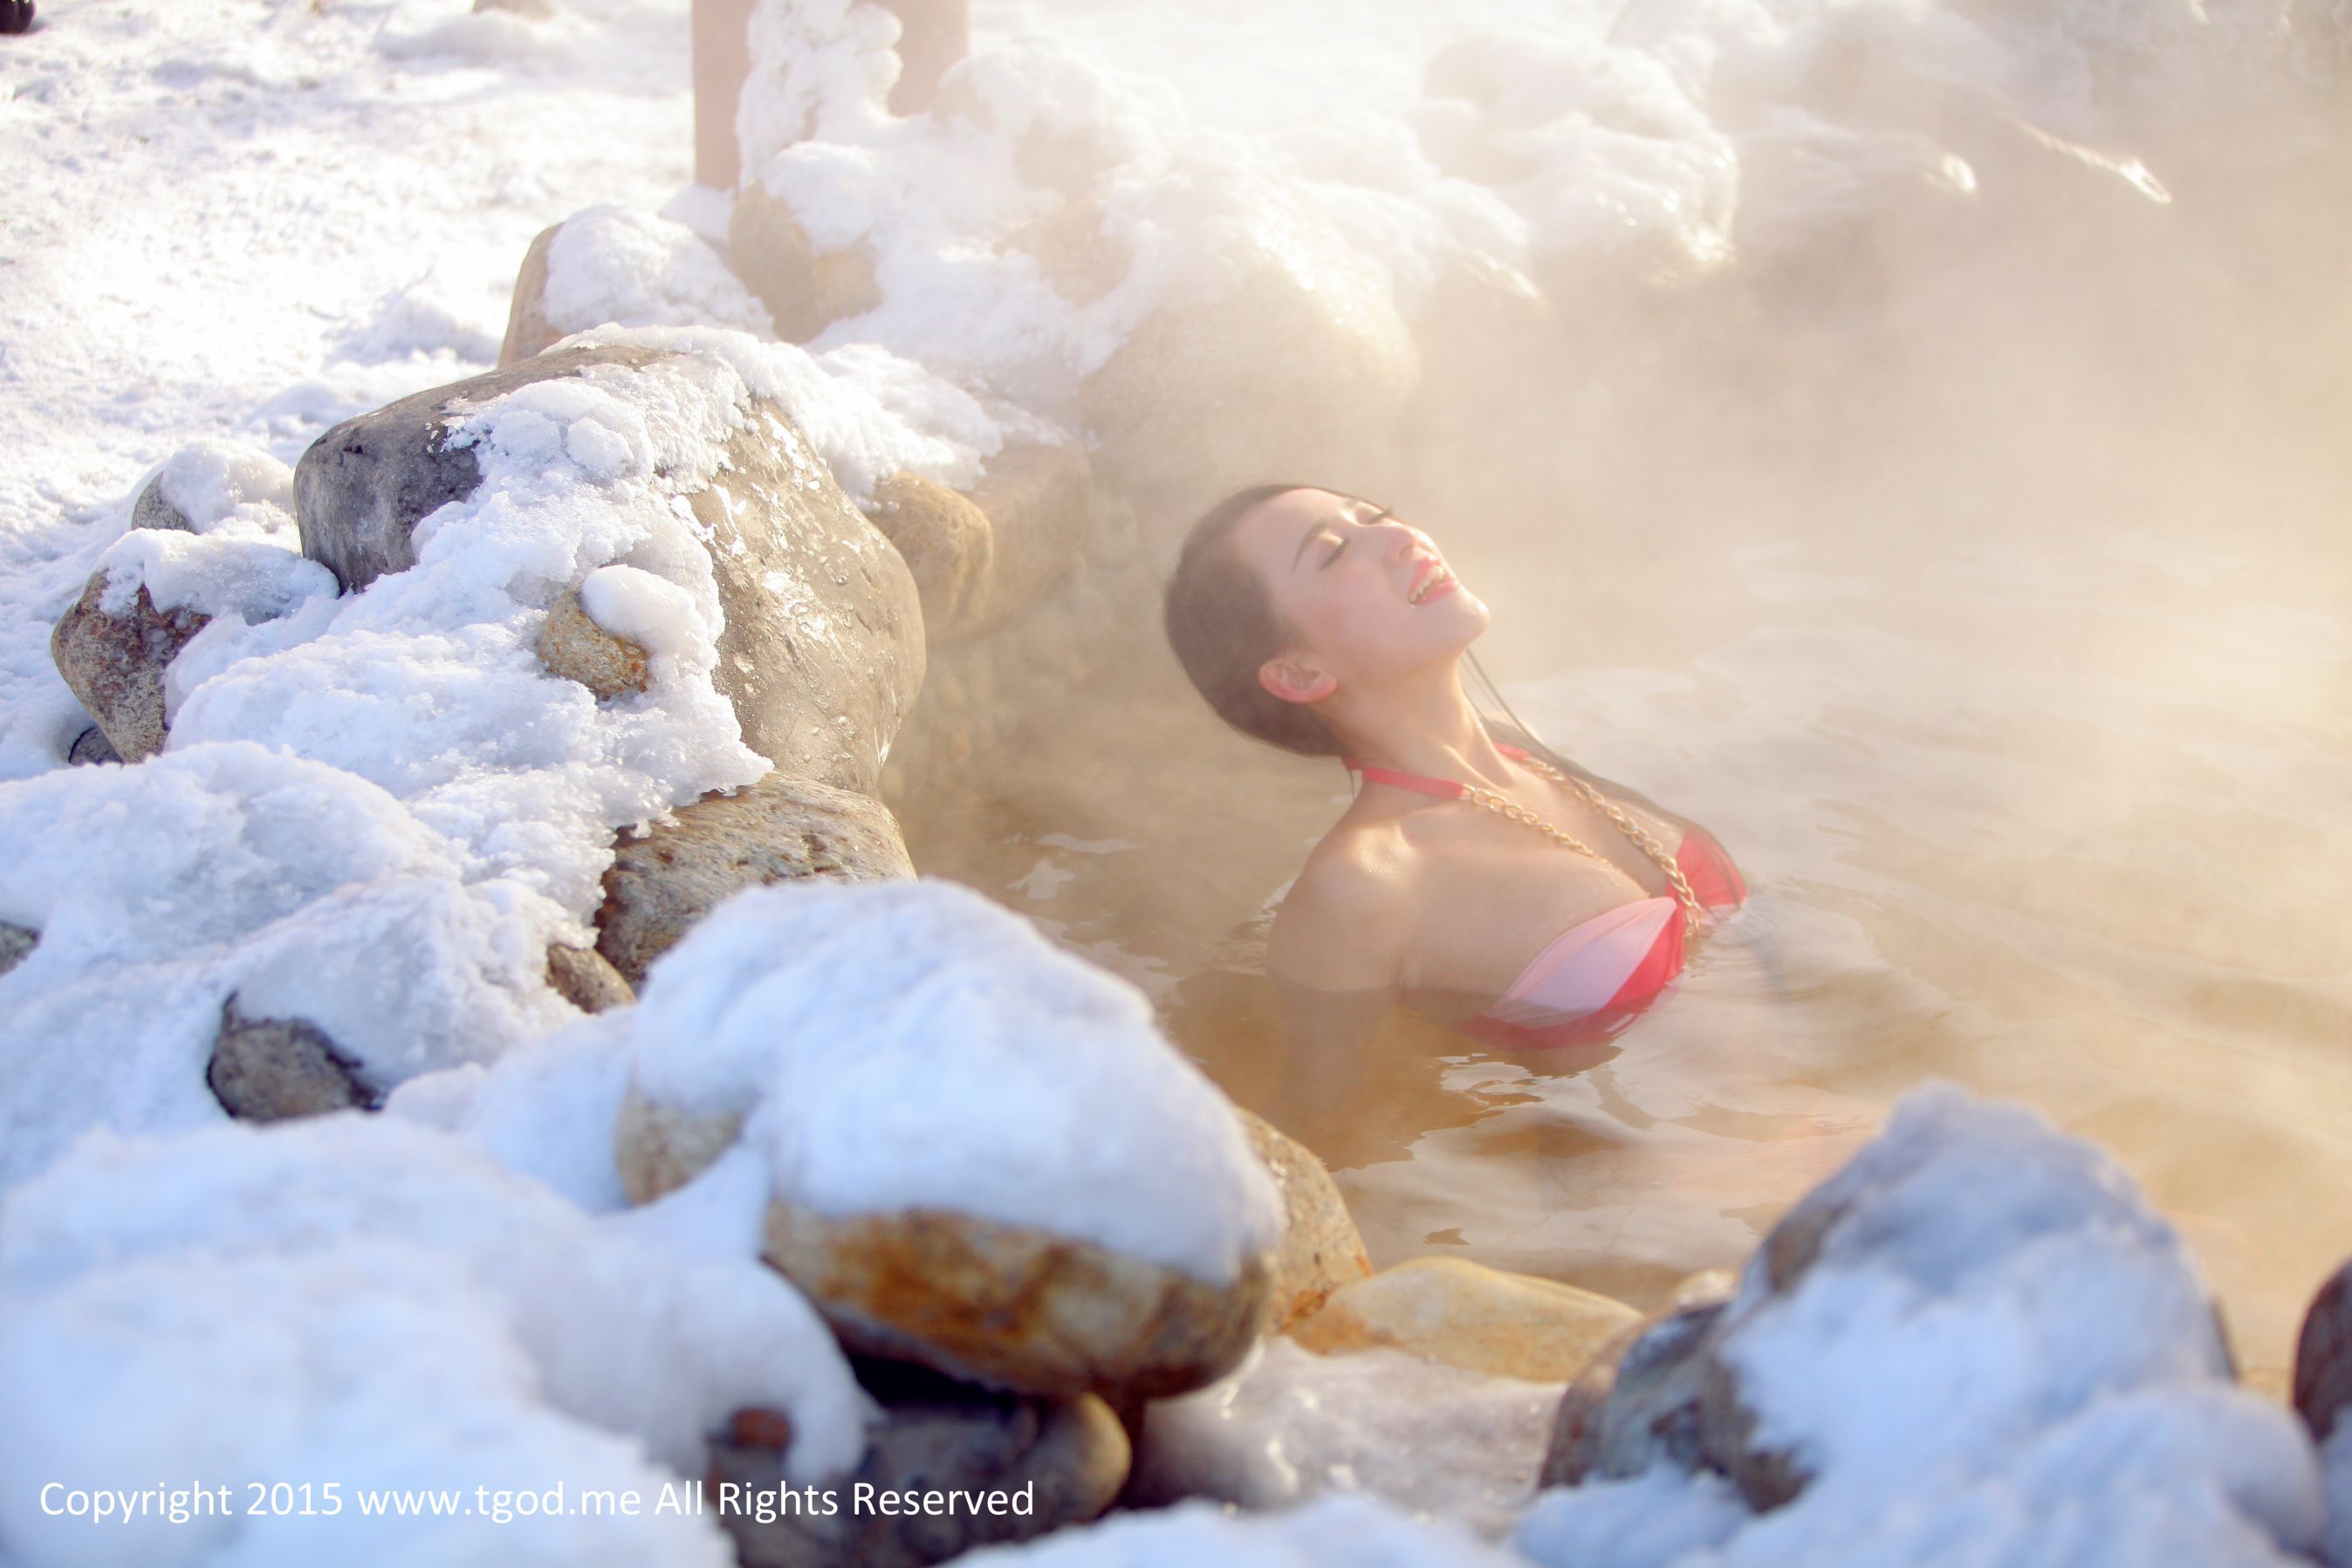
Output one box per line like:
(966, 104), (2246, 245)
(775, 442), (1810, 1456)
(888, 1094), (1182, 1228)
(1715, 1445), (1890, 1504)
(0, 1116), (873, 1543)
(956, 1492), (1528, 1568)
(623, 876), (1286, 1286)
(1512, 1085), (2330, 1568)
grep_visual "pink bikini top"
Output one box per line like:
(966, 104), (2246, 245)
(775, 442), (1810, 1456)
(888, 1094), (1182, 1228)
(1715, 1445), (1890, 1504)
(1342, 742), (1748, 1050)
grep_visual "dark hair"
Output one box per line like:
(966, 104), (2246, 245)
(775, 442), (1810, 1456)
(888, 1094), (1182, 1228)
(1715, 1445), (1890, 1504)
(1162, 483), (1347, 757)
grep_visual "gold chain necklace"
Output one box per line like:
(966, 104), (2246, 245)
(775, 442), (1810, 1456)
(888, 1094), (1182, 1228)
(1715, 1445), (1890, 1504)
(1455, 755), (1706, 939)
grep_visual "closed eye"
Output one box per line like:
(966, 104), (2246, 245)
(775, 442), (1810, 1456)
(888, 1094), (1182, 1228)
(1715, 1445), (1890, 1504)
(1321, 537), (1347, 567)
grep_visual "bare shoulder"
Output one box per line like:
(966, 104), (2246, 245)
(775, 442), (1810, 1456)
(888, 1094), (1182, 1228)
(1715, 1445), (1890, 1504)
(1265, 821), (1417, 992)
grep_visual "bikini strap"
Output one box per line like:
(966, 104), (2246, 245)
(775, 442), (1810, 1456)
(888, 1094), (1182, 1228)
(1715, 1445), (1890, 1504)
(1341, 742), (1531, 799)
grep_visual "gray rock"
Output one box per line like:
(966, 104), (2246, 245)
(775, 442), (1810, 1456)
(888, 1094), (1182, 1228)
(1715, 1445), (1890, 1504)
(710, 1359), (1128, 1568)
(207, 998), (381, 1123)
(592, 772), (913, 986)
(294, 340), (924, 794)
(2294, 1260), (2352, 1446)
(1539, 1270), (1738, 1490)
(130, 474), (195, 533)
(50, 572), (212, 763)
(545, 942), (634, 1014)
(0, 923), (36, 980)
(536, 586), (649, 700)
(67, 725), (120, 766)
(497, 222), (564, 367)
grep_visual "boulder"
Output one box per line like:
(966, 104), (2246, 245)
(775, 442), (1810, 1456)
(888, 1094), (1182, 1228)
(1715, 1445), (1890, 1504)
(867, 439), (1093, 647)
(759, 1199), (1271, 1403)
(1536, 1269), (1738, 1489)
(0, 923), (34, 980)
(497, 222), (563, 366)
(67, 726), (120, 766)
(206, 997), (381, 1123)
(1289, 1256), (1637, 1385)
(614, 1080), (746, 1206)
(293, 340), (924, 795)
(710, 1362), (1127, 1568)
(50, 572), (211, 763)
(2294, 1259), (2352, 1445)
(129, 473), (195, 533)
(729, 180), (881, 344)
(1235, 1107), (1371, 1332)
(592, 772), (913, 986)
(867, 474), (994, 642)
(535, 585), (649, 700)
(545, 942), (634, 1014)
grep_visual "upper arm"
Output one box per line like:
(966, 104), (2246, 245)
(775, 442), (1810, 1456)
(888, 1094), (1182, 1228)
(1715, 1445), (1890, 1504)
(1265, 846), (1412, 994)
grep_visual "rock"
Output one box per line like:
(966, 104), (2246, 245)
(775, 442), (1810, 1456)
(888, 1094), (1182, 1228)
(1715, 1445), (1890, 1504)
(475, 0), (556, 17)
(545, 942), (634, 1014)
(207, 998), (381, 1123)
(729, 180), (881, 344)
(294, 339), (924, 794)
(1537, 1269), (1738, 1490)
(760, 1199), (1271, 1403)
(867, 439), (1094, 647)
(497, 222), (563, 366)
(50, 572), (212, 763)
(2295, 1259), (2352, 1446)
(129, 474), (195, 533)
(1235, 1107), (1370, 1332)
(614, 1080), (746, 1206)
(592, 772), (913, 986)
(1289, 1256), (1637, 1385)
(0, 923), (35, 979)
(1073, 190), (1415, 508)
(710, 1360), (1127, 1568)
(0, 1), (31, 37)
(67, 726), (120, 766)
(535, 585), (649, 699)
(1005, 202), (1132, 309)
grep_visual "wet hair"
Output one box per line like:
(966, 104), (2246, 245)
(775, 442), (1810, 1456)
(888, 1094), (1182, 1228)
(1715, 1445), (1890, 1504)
(1162, 482), (1347, 757)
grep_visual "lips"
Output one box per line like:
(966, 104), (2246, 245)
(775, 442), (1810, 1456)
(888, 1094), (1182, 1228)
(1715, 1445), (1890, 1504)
(1408, 557), (1456, 605)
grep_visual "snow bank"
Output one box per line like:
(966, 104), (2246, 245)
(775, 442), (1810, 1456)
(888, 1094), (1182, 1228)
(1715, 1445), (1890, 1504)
(623, 874), (1285, 1284)
(0, 1116), (873, 1541)
(1515, 1084), (2329, 1568)
(954, 1491), (1528, 1568)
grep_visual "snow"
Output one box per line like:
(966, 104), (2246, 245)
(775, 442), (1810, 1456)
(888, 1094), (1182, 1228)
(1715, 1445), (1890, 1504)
(539, 204), (776, 342)
(1511, 1085), (2330, 1568)
(0, 1112), (873, 1565)
(952, 1492), (1530, 1568)
(1130, 1335), (1562, 1535)
(623, 875), (1286, 1284)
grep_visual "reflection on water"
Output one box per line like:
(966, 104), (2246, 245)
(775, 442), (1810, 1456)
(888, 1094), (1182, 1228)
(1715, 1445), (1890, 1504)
(896, 510), (2352, 1390)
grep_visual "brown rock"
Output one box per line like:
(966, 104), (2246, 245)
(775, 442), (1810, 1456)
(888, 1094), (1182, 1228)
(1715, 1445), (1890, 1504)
(710, 1365), (1127, 1568)
(50, 572), (212, 763)
(729, 181), (881, 345)
(1006, 202), (1132, 308)
(207, 997), (381, 1123)
(592, 772), (913, 986)
(867, 438), (1093, 647)
(535, 586), (649, 699)
(1289, 1256), (1639, 1385)
(761, 1199), (1271, 1402)
(497, 223), (564, 367)
(613, 1080), (747, 1205)
(545, 942), (634, 1014)
(1234, 1107), (1370, 1332)
(868, 474), (995, 642)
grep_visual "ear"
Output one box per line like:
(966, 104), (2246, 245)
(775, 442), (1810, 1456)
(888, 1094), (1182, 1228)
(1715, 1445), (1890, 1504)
(1258, 654), (1337, 705)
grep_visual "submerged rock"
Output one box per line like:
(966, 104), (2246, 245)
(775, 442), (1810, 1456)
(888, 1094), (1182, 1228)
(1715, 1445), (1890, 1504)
(1236, 1107), (1371, 1332)
(294, 340), (922, 793)
(592, 772), (913, 986)
(207, 997), (381, 1123)
(1291, 1256), (1638, 1386)
(50, 572), (210, 763)
(761, 1200), (1271, 1404)
(710, 1360), (1127, 1568)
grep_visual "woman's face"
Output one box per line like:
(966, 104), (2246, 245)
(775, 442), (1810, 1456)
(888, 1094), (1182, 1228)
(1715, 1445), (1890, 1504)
(1228, 488), (1491, 703)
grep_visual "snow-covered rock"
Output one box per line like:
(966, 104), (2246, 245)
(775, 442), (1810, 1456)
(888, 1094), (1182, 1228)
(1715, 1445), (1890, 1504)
(957, 1491), (1530, 1568)
(1520, 1083), (2328, 1568)
(0, 1112), (873, 1566)
(614, 875), (1285, 1400)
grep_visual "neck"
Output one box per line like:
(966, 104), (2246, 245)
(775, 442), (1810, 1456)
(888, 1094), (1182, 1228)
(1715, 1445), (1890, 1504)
(1322, 659), (1517, 791)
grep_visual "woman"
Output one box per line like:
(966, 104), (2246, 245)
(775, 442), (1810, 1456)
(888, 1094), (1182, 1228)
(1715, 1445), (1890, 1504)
(1162, 483), (1746, 1086)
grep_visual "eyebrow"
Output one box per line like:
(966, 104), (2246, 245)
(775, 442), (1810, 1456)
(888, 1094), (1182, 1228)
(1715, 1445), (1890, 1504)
(1289, 501), (1387, 571)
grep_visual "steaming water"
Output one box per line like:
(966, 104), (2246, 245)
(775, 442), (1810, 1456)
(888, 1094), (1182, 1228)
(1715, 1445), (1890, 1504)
(902, 0), (2352, 1388)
